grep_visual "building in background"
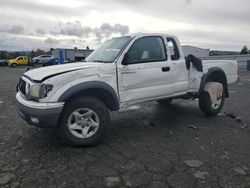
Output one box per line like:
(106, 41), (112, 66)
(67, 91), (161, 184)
(182, 45), (210, 57)
(201, 54), (250, 69)
(182, 45), (250, 69)
(52, 48), (93, 62)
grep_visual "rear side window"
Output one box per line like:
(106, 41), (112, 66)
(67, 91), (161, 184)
(126, 36), (167, 64)
(167, 38), (180, 61)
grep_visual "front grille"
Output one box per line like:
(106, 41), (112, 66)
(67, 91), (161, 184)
(19, 79), (26, 96)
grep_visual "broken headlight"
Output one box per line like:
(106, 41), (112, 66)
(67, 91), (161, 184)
(28, 84), (53, 100)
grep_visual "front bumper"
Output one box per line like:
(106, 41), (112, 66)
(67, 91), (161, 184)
(16, 92), (64, 128)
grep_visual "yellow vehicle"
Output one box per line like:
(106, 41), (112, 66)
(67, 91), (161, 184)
(8, 56), (29, 67)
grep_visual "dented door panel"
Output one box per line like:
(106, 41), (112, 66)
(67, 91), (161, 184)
(119, 61), (175, 102)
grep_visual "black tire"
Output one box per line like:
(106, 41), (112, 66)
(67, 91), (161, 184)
(199, 90), (225, 116)
(58, 96), (110, 147)
(11, 63), (17, 67)
(48, 60), (53, 65)
(157, 98), (173, 105)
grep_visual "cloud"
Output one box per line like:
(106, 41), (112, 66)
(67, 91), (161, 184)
(58, 21), (92, 37)
(0, 34), (48, 51)
(50, 22), (130, 39)
(100, 23), (129, 36)
(50, 21), (92, 37)
(44, 37), (60, 44)
(0, 24), (25, 34)
(0, 0), (249, 51)
(0, 0), (79, 17)
(93, 23), (130, 41)
(185, 0), (192, 4)
(90, 0), (250, 26)
(0, 19), (130, 50)
(36, 28), (46, 35)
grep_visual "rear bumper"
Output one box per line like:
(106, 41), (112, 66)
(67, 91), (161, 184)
(16, 92), (64, 128)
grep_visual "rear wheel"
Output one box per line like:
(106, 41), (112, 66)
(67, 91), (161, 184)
(58, 96), (110, 146)
(199, 89), (225, 116)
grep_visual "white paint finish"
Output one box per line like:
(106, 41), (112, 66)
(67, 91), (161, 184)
(201, 54), (250, 69)
(189, 64), (204, 90)
(16, 92), (64, 109)
(166, 37), (190, 93)
(19, 33), (238, 109)
(182, 45), (210, 57)
(41, 63), (117, 102)
(24, 62), (97, 81)
(118, 61), (175, 102)
(203, 60), (238, 84)
(170, 61), (190, 93)
(116, 34), (184, 103)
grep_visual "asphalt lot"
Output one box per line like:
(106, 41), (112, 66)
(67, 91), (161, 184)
(0, 66), (250, 188)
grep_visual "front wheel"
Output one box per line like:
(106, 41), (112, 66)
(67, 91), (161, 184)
(199, 90), (225, 116)
(58, 96), (110, 146)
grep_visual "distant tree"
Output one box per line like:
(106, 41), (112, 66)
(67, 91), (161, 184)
(30, 50), (35, 58)
(35, 48), (45, 56)
(240, 45), (248, 54)
(9, 51), (24, 58)
(0, 51), (8, 59)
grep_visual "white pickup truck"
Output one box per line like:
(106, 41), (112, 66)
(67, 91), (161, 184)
(16, 34), (238, 146)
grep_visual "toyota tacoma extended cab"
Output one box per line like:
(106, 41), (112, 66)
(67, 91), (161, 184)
(16, 34), (238, 146)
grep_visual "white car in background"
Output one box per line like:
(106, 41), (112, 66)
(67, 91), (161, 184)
(32, 55), (55, 66)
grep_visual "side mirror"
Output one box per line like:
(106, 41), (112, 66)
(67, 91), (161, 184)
(122, 53), (129, 65)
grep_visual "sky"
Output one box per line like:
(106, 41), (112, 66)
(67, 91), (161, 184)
(0, 0), (249, 51)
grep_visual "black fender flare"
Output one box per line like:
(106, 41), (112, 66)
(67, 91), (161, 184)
(199, 67), (229, 98)
(58, 81), (120, 111)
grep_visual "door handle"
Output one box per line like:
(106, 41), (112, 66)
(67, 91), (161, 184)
(162, 67), (170, 72)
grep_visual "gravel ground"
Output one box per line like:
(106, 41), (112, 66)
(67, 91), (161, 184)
(0, 66), (250, 188)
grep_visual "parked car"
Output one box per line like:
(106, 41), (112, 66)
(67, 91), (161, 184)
(32, 55), (55, 66)
(0, 59), (8, 66)
(8, 56), (29, 67)
(16, 33), (238, 146)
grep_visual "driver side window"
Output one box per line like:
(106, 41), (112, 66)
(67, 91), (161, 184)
(125, 36), (167, 65)
(167, 37), (180, 61)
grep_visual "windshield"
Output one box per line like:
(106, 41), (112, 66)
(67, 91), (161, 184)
(86, 36), (131, 63)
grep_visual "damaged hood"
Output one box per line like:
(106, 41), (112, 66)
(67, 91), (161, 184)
(24, 62), (101, 82)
